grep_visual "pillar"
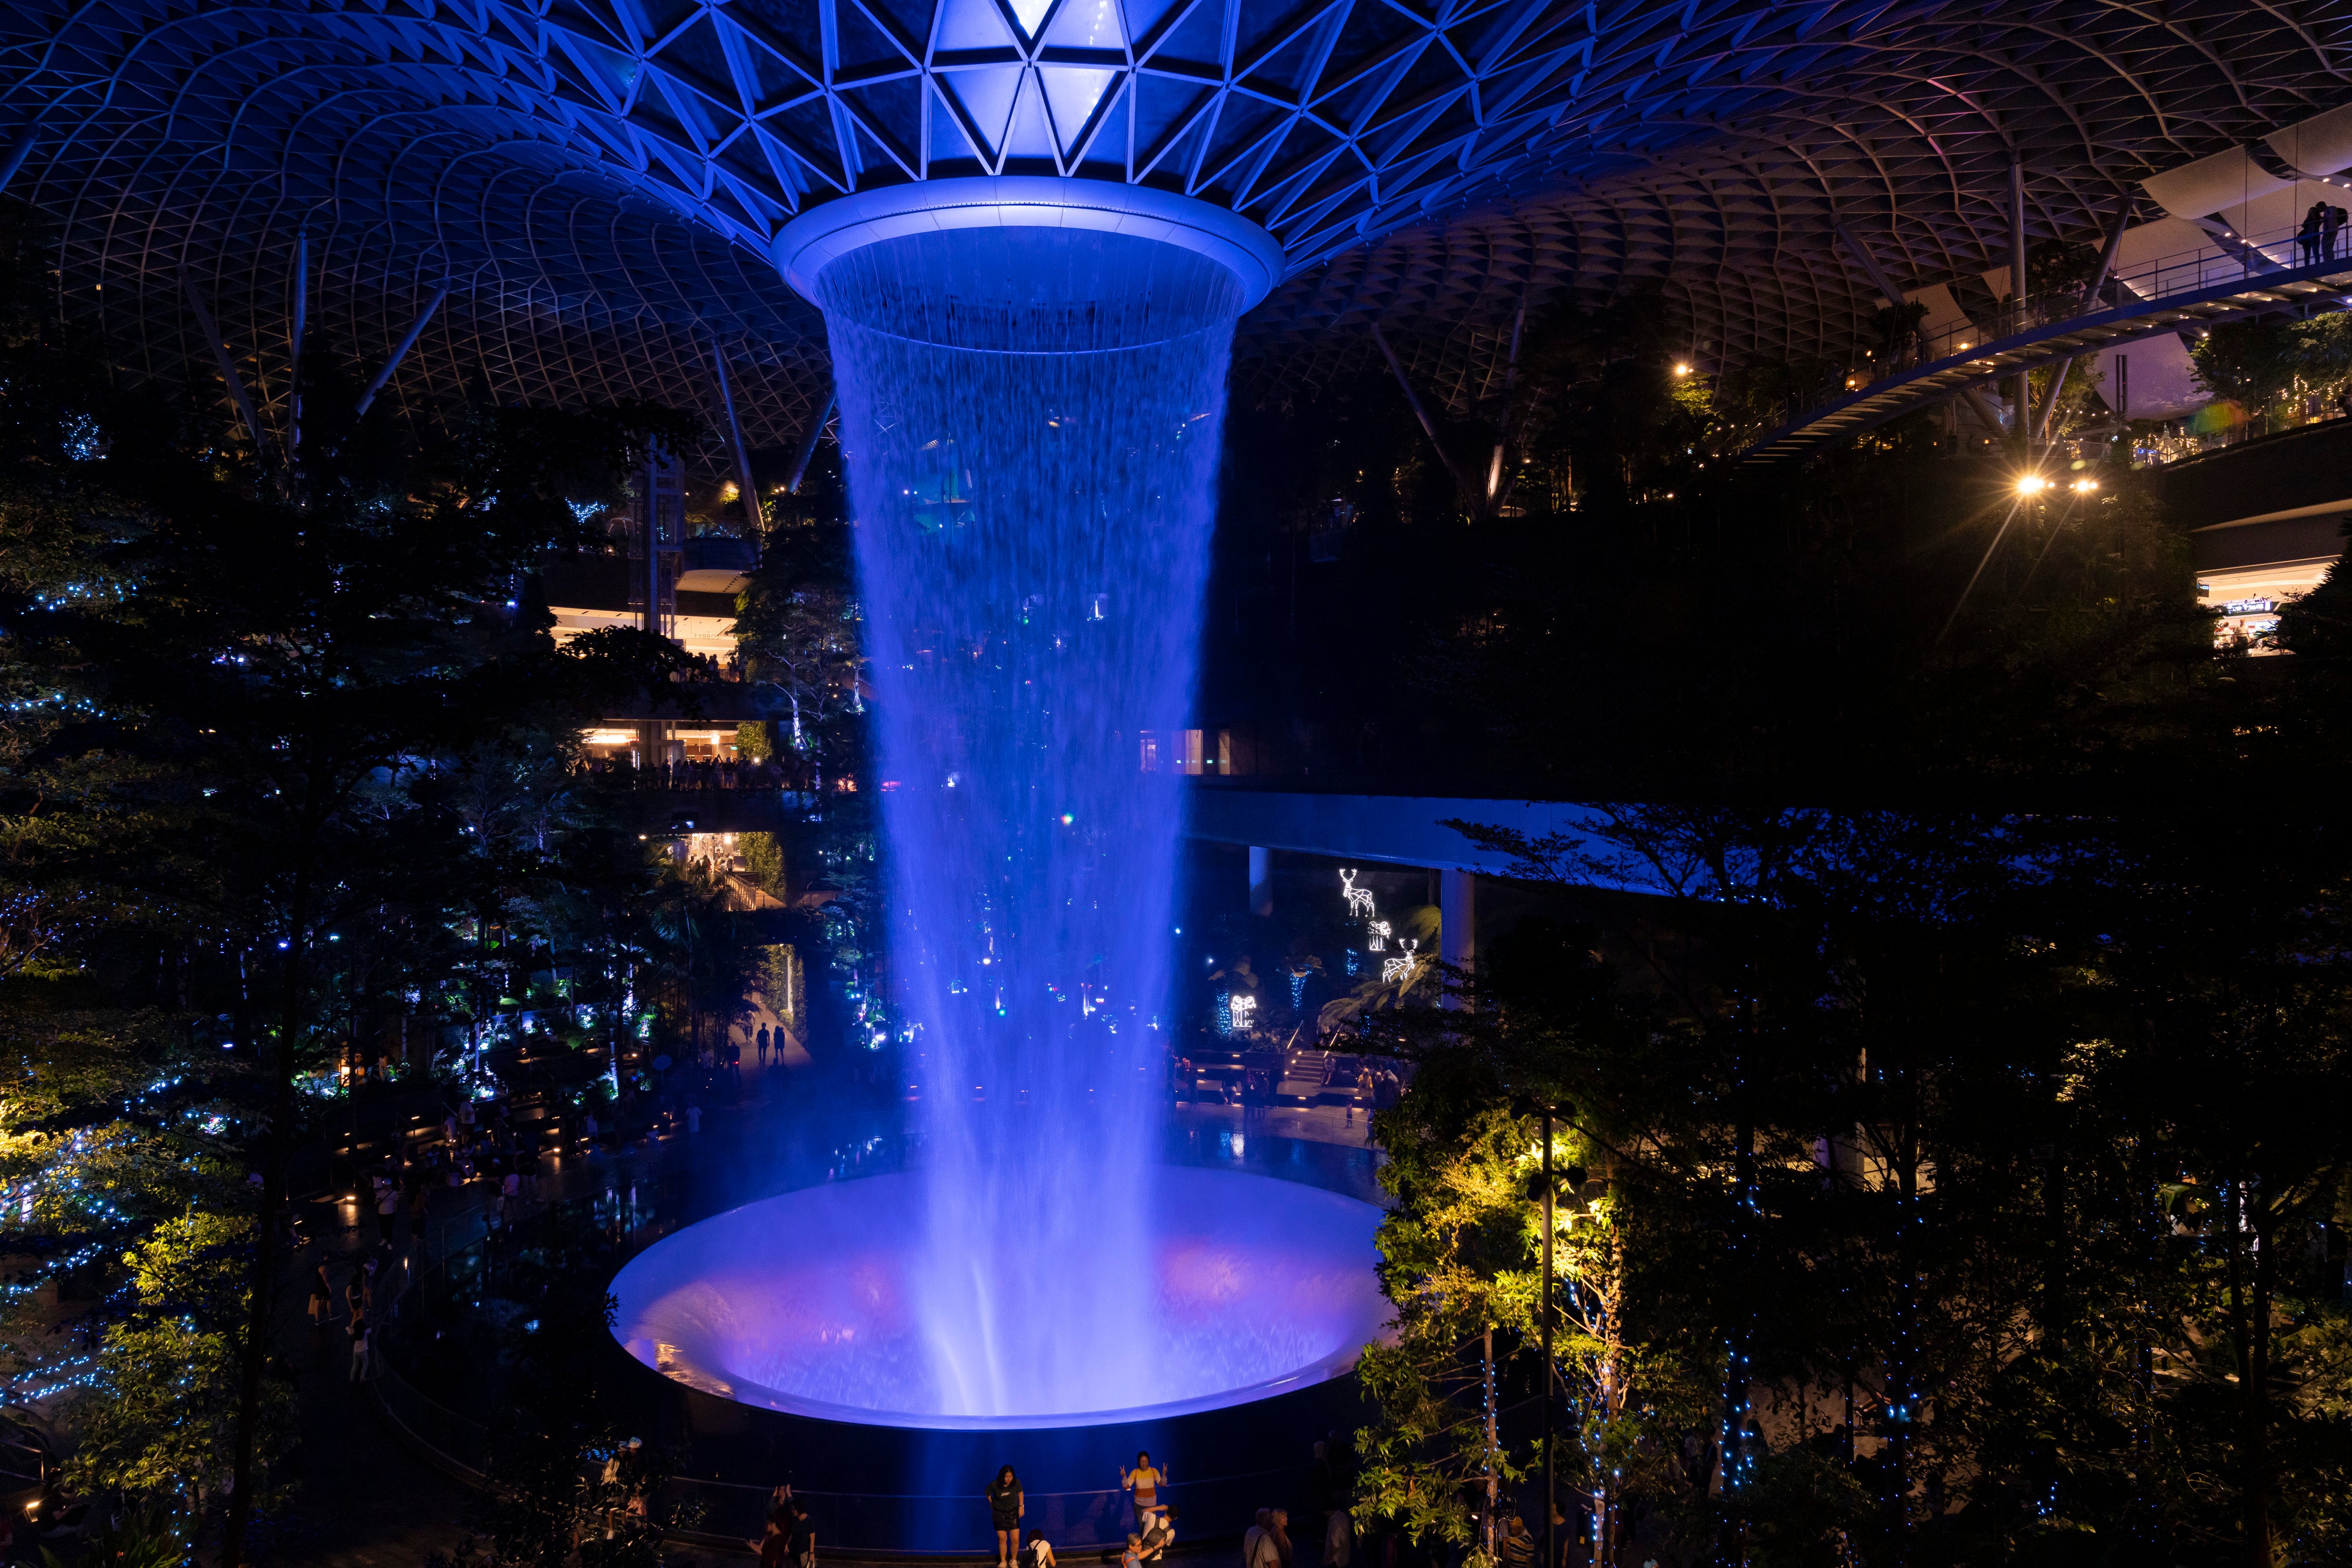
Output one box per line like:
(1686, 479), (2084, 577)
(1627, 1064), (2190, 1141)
(1248, 846), (1273, 917)
(1441, 867), (1476, 973)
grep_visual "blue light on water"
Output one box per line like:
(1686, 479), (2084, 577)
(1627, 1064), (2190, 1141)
(821, 222), (1239, 1419)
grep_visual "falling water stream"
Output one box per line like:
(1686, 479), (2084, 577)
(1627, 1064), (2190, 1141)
(818, 226), (1239, 1419)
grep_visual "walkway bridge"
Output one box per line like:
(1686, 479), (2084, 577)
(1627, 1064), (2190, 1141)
(1742, 216), (2352, 467)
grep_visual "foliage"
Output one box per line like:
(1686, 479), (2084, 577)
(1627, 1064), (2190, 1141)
(42, 1506), (192, 1568)
(465, 1242), (699, 1568)
(740, 834), (785, 898)
(733, 517), (864, 764)
(71, 1214), (293, 1511)
(1340, 783), (2352, 1568)
(2189, 315), (2352, 432)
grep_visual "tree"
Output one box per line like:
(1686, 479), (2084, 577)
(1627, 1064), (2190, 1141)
(72, 1212), (294, 1514)
(733, 512), (863, 767)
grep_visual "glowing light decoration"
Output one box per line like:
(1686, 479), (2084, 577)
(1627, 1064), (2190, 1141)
(1382, 938), (1421, 987)
(1230, 992), (1258, 1033)
(1339, 868), (1374, 920)
(1367, 919), (1391, 952)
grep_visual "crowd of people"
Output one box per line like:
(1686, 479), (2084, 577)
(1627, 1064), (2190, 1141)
(579, 753), (818, 793)
(978, 1455), (1183, 1568)
(954, 1443), (1411, 1568)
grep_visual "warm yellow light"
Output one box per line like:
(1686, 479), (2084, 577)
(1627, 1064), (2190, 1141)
(2070, 478), (2100, 493)
(720, 481), (740, 501)
(1673, 363), (1692, 376)
(2016, 474), (2050, 496)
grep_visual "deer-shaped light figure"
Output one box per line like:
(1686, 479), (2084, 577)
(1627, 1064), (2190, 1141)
(1339, 868), (1375, 921)
(1382, 938), (1421, 987)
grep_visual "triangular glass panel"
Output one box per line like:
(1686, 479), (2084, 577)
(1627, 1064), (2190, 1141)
(1240, 14), (1335, 98)
(1118, 0), (1189, 49)
(1362, 49), (1461, 133)
(834, 2), (913, 71)
(549, 0), (627, 51)
(557, 32), (640, 103)
(860, 0), (938, 54)
(1130, 75), (1211, 154)
(1311, 3), (1421, 101)
(1196, 93), (1287, 182)
(1001, 69), (1059, 160)
(636, 0), (702, 46)
(764, 99), (848, 186)
(627, 82), (703, 151)
(1235, 0), (1331, 73)
(1042, 65), (1117, 150)
(941, 64), (1023, 156)
(853, 118), (917, 176)
(739, 38), (821, 111)
(1136, 0), (1217, 61)
(928, 82), (986, 161)
(653, 15), (741, 107)
(841, 76), (926, 169)
(1003, 0), (1055, 45)
(936, 0), (1017, 52)
(1137, 113), (1204, 183)
(1072, 80), (1130, 172)
(1043, 0), (1125, 51)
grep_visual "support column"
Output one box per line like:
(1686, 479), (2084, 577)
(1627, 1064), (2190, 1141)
(1441, 867), (1476, 981)
(1248, 847), (1272, 918)
(2010, 157), (2032, 449)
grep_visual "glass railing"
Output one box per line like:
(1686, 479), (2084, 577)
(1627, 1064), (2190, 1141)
(376, 1355), (1307, 1554)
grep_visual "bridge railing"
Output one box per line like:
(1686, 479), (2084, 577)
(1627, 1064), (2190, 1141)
(1762, 213), (2348, 434)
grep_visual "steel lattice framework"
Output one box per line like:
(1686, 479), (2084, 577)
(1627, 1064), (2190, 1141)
(4, 0), (2351, 452)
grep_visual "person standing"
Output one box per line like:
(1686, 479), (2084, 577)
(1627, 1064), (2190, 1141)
(2301, 200), (2326, 265)
(1245, 1510), (1275, 1568)
(347, 1312), (370, 1382)
(1120, 1452), (1167, 1530)
(685, 1099), (702, 1136)
(757, 1022), (772, 1068)
(2328, 203), (2349, 263)
(309, 1263), (335, 1326)
(1139, 1507), (1177, 1567)
(786, 1500), (816, 1568)
(1322, 1505), (1351, 1568)
(985, 1466), (1024, 1568)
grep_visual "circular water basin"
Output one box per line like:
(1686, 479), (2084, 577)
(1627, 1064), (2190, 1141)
(610, 1165), (1390, 1430)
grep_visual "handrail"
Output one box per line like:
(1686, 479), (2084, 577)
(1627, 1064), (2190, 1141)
(1766, 212), (2352, 431)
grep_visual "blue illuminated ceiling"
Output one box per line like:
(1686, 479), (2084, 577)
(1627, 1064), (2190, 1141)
(5, 0), (2351, 451)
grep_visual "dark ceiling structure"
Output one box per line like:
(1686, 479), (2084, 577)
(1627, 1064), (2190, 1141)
(5, 0), (2351, 464)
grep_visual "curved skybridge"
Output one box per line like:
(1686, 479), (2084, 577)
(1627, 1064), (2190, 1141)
(1742, 215), (2352, 467)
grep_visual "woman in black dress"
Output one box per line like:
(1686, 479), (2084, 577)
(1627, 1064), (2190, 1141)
(986, 1466), (1024, 1568)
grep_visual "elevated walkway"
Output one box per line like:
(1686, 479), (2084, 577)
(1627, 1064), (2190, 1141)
(1184, 784), (1606, 875)
(1743, 228), (2352, 467)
